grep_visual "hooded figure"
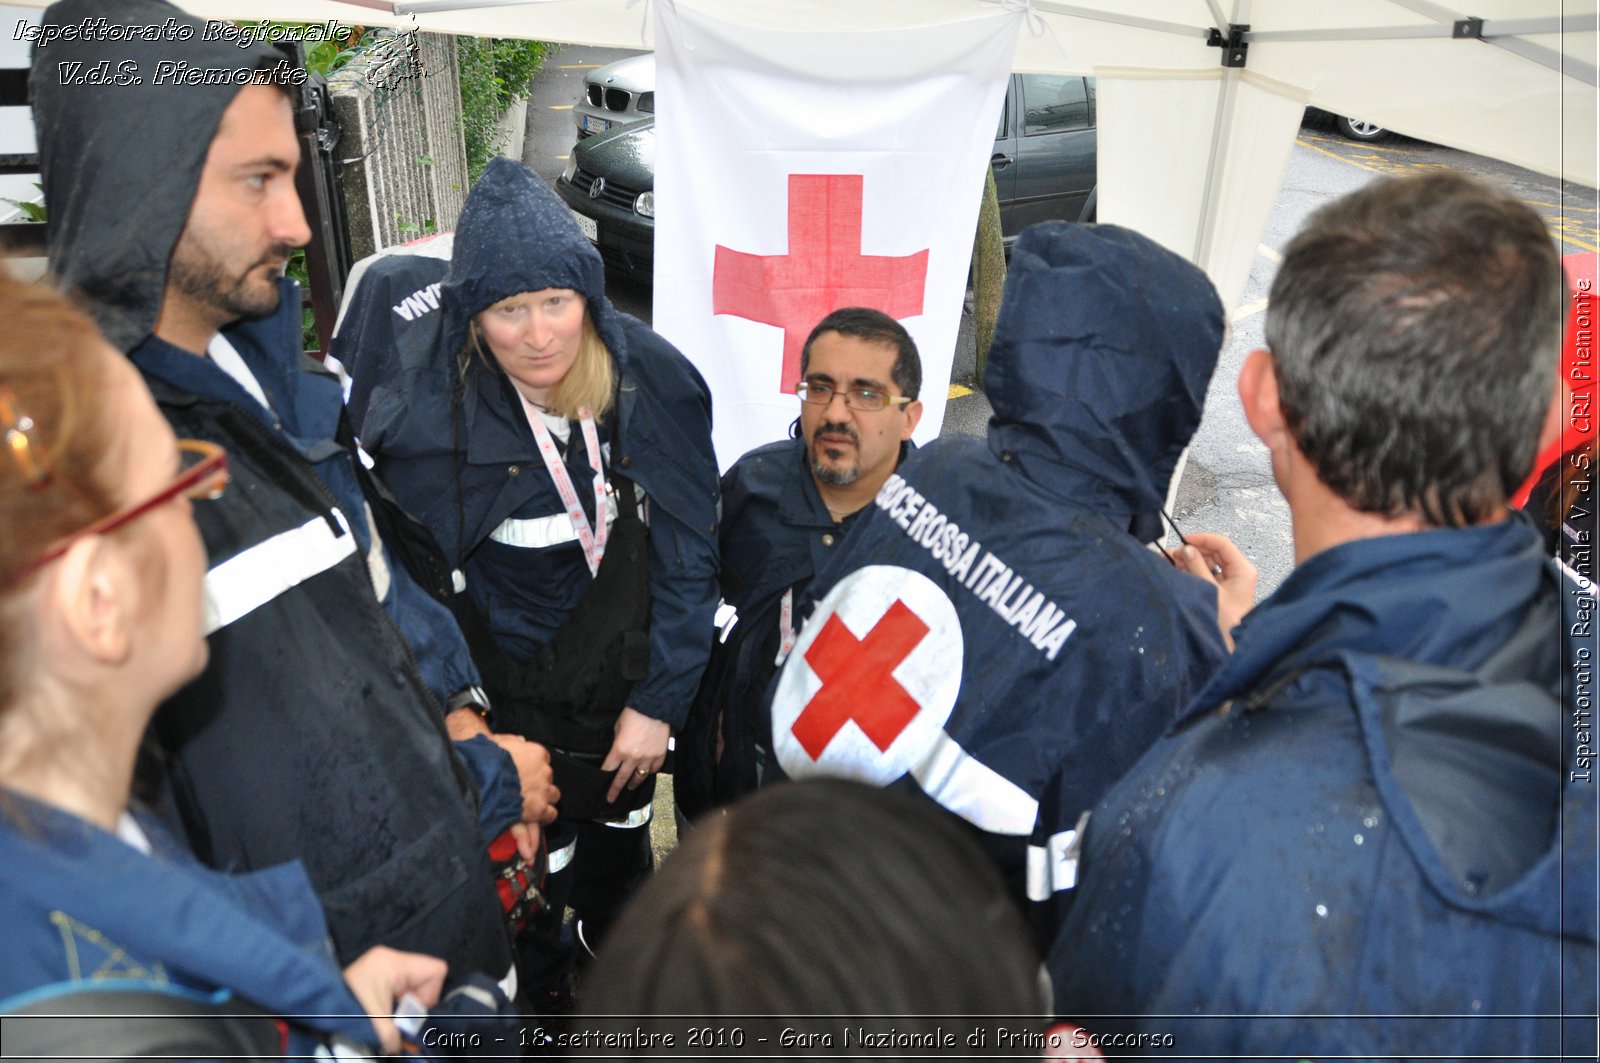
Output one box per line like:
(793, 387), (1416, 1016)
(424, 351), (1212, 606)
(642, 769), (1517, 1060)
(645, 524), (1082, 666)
(337, 158), (719, 982)
(764, 221), (1228, 942)
(30, 0), (291, 355)
(29, 0), (518, 991)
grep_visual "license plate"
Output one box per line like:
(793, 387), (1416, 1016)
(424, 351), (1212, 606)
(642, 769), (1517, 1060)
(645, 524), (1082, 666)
(582, 115), (610, 134)
(570, 209), (598, 242)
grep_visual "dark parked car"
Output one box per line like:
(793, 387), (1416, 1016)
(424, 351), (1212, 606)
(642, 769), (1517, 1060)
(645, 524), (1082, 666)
(993, 73), (1098, 241)
(556, 118), (657, 277)
(555, 74), (1100, 280)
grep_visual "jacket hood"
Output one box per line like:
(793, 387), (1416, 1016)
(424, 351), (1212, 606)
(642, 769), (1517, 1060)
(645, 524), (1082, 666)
(442, 157), (628, 368)
(29, 0), (287, 354)
(985, 222), (1223, 539)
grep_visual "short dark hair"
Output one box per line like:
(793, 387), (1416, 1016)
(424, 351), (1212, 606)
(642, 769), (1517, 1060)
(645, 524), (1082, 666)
(581, 779), (1044, 1030)
(800, 307), (923, 400)
(1266, 171), (1567, 526)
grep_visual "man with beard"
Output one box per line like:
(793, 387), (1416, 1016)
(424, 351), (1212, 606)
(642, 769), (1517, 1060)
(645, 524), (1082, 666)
(762, 224), (1228, 950)
(29, 0), (555, 995)
(676, 308), (921, 819)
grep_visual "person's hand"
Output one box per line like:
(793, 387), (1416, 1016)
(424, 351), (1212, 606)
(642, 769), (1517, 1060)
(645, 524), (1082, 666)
(342, 945), (447, 1054)
(507, 821), (542, 864)
(1172, 531), (1257, 650)
(602, 707), (670, 803)
(490, 732), (559, 828)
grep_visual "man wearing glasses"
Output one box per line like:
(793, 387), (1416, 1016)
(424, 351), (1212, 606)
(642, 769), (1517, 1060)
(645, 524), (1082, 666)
(28, 0), (553, 997)
(763, 223), (1229, 948)
(676, 308), (922, 820)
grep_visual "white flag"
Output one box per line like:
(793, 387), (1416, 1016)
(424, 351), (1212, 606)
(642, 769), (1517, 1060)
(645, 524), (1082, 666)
(652, 1), (1022, 470)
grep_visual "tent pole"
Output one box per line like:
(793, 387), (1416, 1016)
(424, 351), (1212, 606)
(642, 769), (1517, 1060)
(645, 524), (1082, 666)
(1194, 0), (1248, 266)
(1032, 2), (1207, 41)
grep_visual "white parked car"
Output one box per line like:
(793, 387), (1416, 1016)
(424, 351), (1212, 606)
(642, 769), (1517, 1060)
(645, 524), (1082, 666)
(573, 54), (655, 139)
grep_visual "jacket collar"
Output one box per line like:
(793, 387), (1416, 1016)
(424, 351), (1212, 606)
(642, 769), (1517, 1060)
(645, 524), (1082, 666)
(1192, 513), (1554, 715)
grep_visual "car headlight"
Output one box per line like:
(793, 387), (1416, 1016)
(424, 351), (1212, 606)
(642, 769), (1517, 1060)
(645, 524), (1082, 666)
(561, 157), (578, 183)
(635, 191), (654, 218)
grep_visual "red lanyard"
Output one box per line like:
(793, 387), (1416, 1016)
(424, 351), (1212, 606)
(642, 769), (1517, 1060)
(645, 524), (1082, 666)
(516, 395), (608, 576)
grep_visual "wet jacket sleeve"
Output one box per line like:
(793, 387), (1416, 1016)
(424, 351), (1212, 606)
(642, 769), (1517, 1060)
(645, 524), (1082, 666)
(380, 557), (484, 705)
(629, 497), (720, 729)
(619, 326), (721, 731)
(452, 735), (524, 842)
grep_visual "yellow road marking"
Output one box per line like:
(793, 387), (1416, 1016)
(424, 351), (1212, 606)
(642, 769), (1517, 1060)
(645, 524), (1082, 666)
(1549, 222), (1600, 254)
(549, 104), (573, 110)
(556, 155), (570, 161)
(1295, 136), (1600, 254)
(948, 384), (973, 399)
(558, 64), (601, 69)
(1258, 244), (1282, 264)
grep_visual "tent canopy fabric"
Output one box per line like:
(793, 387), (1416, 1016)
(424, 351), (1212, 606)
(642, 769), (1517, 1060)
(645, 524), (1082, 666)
(15, 0), (1596, 306)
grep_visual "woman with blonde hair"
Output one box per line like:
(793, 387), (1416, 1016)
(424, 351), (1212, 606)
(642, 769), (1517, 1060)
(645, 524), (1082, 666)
(342, 158), (719, 1006)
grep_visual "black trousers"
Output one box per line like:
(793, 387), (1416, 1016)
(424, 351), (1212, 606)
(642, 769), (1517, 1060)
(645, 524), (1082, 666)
(515, 811), (654, 1004)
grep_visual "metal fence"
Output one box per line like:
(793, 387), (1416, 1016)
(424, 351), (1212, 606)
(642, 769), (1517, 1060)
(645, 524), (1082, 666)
(328, 31), (469, 261)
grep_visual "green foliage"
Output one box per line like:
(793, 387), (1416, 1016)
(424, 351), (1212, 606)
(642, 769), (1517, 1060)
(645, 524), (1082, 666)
(264, 20), (364, 76)
(2, 182), (46, 222)
(395, 217), (437, 236)
(457, 37), (553, 182)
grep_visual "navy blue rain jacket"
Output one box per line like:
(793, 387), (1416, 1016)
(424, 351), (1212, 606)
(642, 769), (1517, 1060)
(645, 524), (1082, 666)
(679, 437), (902, 815)
(0, 795), (377, 1053)
(1053, 516), (1598, 1057)
(338, 159), (719, 729)
(765, 222), (1228, 937)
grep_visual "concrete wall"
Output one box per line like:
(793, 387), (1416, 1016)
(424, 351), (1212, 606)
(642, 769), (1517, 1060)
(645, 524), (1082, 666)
(329, 32), (469, 259)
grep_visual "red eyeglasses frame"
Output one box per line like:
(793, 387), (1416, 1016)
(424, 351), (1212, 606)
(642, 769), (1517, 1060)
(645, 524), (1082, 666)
(23, 439), (229, 575)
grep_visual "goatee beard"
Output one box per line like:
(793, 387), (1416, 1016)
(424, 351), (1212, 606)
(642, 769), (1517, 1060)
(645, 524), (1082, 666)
(811, 421), (860, 486)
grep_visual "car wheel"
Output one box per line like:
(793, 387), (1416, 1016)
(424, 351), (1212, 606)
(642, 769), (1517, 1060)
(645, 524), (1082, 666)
(1335, 117), (1389, 143)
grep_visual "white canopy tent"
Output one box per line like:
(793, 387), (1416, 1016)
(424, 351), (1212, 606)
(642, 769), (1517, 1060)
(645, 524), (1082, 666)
(13, 0), (1598, 308)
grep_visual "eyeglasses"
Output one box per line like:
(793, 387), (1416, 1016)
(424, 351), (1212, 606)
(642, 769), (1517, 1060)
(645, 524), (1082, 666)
(794, 380), (913, 413)
(24, 440), (229, 574)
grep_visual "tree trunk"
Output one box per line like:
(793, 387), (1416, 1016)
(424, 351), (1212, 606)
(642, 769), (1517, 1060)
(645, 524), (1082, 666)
(970, 164), (1006, 382)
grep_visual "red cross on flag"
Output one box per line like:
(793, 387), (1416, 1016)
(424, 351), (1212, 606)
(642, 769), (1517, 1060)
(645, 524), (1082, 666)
(651, 2), (1023, 469)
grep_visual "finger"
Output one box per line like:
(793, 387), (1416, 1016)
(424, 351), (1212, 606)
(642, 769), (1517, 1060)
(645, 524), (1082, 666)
(510, 822), (536, 863)
(370, 1014), (401, 1056)
(1176, 544), (1219, 585)
(607, 764), (631, 804)
(398, 954), (448, 1008)
(1187, 532), (1247, 570)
